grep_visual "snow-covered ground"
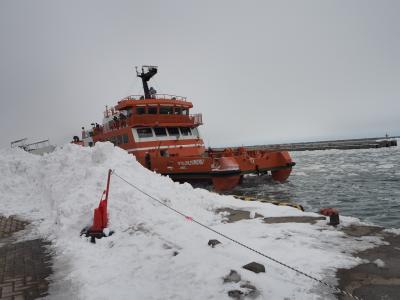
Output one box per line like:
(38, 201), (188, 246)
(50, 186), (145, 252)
(0, 143), (385, 299)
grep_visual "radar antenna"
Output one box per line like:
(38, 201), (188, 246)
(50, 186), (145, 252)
(136, 65), (158, 99)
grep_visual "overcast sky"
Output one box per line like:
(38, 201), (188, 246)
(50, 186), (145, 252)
(1, 0), (399, 149)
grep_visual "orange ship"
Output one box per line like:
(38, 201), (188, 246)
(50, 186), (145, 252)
(73, 66), (295, 191)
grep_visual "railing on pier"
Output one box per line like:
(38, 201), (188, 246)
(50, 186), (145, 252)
(11, 138), (28, 148)
(25, 139), (52, 151)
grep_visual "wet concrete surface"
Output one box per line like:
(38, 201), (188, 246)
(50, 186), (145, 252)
(216, 207), (325, 224)
(337, 225), (400, 300)
(263, 216), (325, 224)
(216, 208), (264, 223)
(216, 208), (400, 300)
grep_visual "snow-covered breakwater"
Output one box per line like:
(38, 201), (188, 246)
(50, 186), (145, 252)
(0, 143), (389, 299)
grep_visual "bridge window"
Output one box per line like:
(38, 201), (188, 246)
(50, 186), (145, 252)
(148, 106), (158, 114)
(182, 108), (189, 115)
(137, 128), (153, 138)
(191, 128), (199, 137)
(167, 127), (180, 137)
(159, 106), (173, 115)
(154, 127), (167, 136)
(136, 107), (146, 115)
(174, 107), (182, 115)
(180, 127), (192, 136)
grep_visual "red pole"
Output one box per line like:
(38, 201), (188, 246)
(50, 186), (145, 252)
(104, 169), (112, 202)
(102, 169), (112, 228)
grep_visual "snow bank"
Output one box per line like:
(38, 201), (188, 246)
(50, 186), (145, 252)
(0, 143), (383, 299)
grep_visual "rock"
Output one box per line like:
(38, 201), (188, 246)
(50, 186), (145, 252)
(240, 282), (256, 290)
(172, 251), (179, 256)
(242, 262), (265, 273)
(223, 270), (241, 283)
(223, 270), (259, 299)
(208, 239), (221, 248)
(240, 282), (259, 298)
(228, 290), (243, 299)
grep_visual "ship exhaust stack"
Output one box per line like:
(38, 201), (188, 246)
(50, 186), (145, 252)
(136, 65), (158, 99)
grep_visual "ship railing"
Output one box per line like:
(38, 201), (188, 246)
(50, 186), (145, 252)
(189, 113), (203, 125)
(121, 94), (187, 101)
(102, 114), (202, 132)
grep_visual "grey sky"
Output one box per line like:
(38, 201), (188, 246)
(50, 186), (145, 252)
(1, 0), (399, 148)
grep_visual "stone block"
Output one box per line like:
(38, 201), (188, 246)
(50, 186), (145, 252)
(242, 262), (265, 273)
(208, 239), (221, 248)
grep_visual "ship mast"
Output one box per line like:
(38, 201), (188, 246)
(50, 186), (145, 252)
(136, 65), (158, 99)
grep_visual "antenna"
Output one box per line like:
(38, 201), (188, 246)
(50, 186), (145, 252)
(136, 65), (158, 99)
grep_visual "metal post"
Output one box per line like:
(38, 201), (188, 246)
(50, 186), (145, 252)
(105, 169), (112, 202)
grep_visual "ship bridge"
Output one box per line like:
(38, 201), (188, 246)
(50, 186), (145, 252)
(85, 65), (203, 147)
(105, 94), (202, 130)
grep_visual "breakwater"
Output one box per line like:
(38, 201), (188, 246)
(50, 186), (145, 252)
(214, 137), (398, 152)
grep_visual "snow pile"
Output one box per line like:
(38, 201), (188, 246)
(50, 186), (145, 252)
(0, 143), (383, 299)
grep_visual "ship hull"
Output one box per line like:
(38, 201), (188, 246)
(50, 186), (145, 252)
(134, 149), (295, 191)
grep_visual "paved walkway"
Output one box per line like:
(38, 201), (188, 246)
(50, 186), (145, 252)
(0, 216), (52, 300)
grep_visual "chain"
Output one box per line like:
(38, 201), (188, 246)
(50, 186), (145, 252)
(112, 171), (360, 300)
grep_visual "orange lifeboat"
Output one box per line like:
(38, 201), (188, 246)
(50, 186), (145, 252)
(74, 65), (295, 191)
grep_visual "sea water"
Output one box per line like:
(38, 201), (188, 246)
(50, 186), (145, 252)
(234, 141), (400, 228)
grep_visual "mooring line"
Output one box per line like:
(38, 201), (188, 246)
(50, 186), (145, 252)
(112, 171), (360, 300)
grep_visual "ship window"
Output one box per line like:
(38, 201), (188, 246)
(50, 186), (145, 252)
(136, 107), (146, 115)
(159, 106), (173, 115)
(154, 127), (167, 136)
(126, 108), (133, 118)
(137, 128), (153, 138)
(123, 134), (129, 144)
(182, 108), (189, 115)
(148, 106), (158, 114)
(174, 107), (182, 115)
(191, 128), (199, 137)
(167, 127), (180, 137)
(117, 135), (123, 145)
(180, 127), (192, 136)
